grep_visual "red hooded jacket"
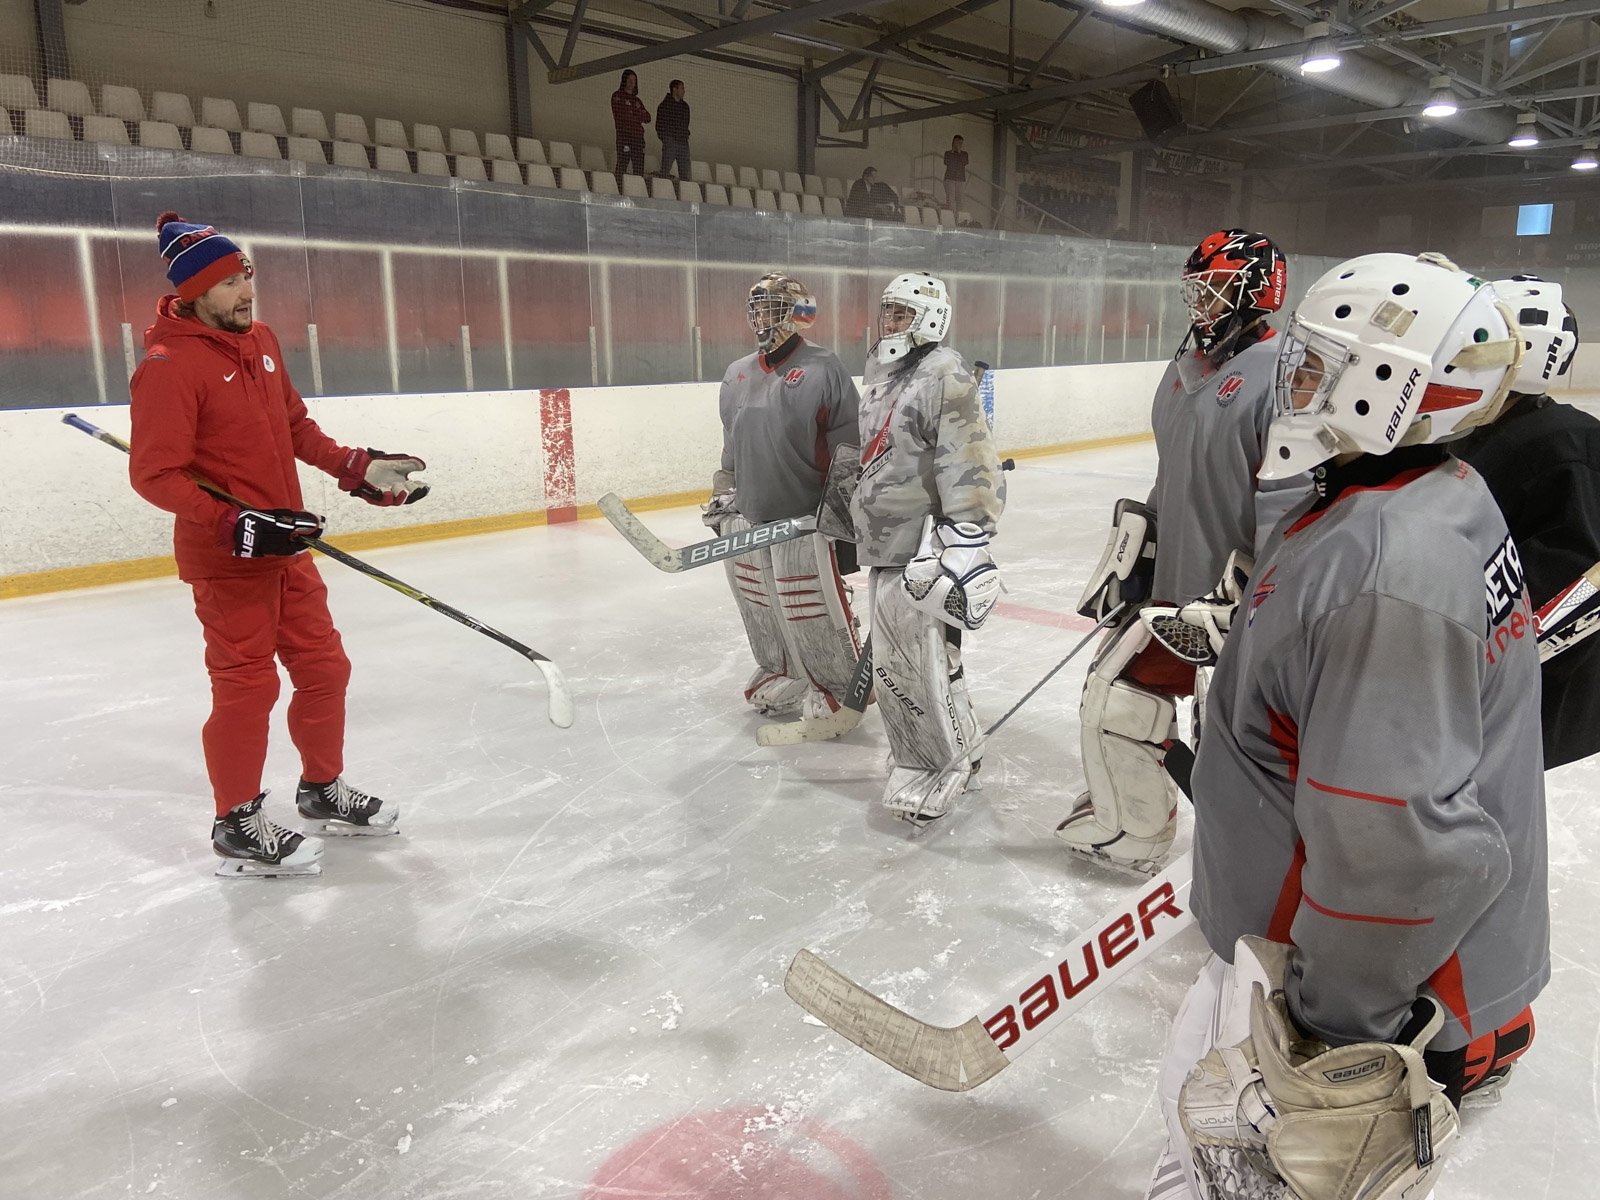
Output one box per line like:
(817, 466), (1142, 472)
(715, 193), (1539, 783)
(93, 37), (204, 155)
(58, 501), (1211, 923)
(129, 296), (352, 581)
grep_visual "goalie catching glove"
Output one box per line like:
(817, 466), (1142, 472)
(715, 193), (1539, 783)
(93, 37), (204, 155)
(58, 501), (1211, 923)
(902, 516), (1002, 631)
(1179, 936), (1458, 1200)
(337, 448), (429, 506)
(1141, 550), (1254, 666)
(1078, 498), (1156, 621)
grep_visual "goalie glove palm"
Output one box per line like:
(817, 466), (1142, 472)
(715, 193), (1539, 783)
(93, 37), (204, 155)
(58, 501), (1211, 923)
(339, 448), (429, 506)
(1077, 498), (1156, 621)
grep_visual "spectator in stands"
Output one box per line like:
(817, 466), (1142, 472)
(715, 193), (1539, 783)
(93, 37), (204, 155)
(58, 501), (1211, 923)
(943, 135), (968, 216)
(656, 79), (691, 182)
(845, 167), (901, 221)
(611, 69), (650, 178)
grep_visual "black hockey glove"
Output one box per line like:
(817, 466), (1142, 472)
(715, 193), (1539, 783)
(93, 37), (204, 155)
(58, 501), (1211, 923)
(231, 507), (325, 558)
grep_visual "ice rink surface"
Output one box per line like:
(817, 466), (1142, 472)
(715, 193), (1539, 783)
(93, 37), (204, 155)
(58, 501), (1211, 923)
(3, 438), (1597, 1200)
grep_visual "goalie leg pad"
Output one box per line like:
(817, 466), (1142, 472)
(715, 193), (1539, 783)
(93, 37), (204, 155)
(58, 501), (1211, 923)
(1178, 938), (1459, 1200)
(769, 530), (862, 709)
(724, 516), (806, 715)
(871, 567), (976, 818)
(1058, 621), (1178, 865)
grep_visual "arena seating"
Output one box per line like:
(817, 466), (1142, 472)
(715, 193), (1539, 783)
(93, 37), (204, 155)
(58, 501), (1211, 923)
(1, 75), (964, 226)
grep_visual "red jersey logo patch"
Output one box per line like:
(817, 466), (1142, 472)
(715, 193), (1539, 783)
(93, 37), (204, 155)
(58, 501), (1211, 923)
(784, 367), (806, 387)
(1248, 565), (1277, 626)
(1216, 373), (1244, 406)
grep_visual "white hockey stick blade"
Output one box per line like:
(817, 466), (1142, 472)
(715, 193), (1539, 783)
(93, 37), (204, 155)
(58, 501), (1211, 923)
(786, 852), (1196, 1091)
(757, 704), (864, 746)
(534, 659), (576, 728)
(598, 492), (681, 571)
(1535, 561), (1600, 664)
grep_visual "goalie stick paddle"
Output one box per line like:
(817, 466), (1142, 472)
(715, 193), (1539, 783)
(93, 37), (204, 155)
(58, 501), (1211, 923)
(756, 635), (873, 746)
(598, 492), (818, 572)
(785, 851), (1196, 1091)
(62, 413), (575, 729)
(1535, 561), (1600, 664)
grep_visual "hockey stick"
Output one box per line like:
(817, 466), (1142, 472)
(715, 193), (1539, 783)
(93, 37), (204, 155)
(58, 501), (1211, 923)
(63, 413), (575, 729)
(598, 492), (818, 572)
(785, 851), (1195, 1091)
(893, 603), (1126, 823)
(1535, 561), (1600, 663)
(756, 635), (873, 746)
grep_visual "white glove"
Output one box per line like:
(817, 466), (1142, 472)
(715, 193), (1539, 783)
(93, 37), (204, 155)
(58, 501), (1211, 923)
(1177, 550), (1254, 657)
(702, 489), (739, 530)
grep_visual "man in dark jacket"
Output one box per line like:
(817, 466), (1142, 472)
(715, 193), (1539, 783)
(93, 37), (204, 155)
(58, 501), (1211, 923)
(656, 80), (691, 182)
(610, 69), (650, 178)
(130, 212), (428, 877)
(844, 167), (900, 220)
(1454, 276), (1599, 768)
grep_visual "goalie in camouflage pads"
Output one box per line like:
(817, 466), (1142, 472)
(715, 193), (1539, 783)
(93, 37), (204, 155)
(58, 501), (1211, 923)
(709, 272), (863, 719)
(1058, 230), (1305, 875)
(853, 272), (1005, 824)
(1144, 254), (1547, 1200)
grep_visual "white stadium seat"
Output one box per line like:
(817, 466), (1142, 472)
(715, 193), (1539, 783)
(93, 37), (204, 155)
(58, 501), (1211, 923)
(548, 141), (578, 169)
(558, 165), (587, 191)
(801, 194), (822, 216)
(416, 149), (450, 176)
(188, 126), (236, 155)
(803, 173), (824, 196)
(730, 186), (754, 208)
(82, 114), (130, 145)
(139, 120), (183, 150)
(690, 160), (712, 183)
(903, 205), (921, 226)
(374, 118), (408, 148)
(782, 171), (802, 194)
(650, 177), (676, 201)
(292, 107), (330, 140)
(779, 192), (801, 213)
(455, 155), (487, 181)
(590, 171), (620, 195)
(374, 144), (412, 173)
(101, 85), (145, 122)
(449, 128), (481, 157)
(334, 112), (370, 144)
(240, 130), (281, 159)
(490, 158), (523, 184)
(737, 165), (759, 189)
(621, 173), (649, 198)
(714, 163), (736, 187)
(760, 168), (781, 192)
(526, 163), (558, 188)
(247, 102), (286, 136)
(413, 124), (446, 153)
(517, 137), (545, 164)
(678, 181), (703, 203)
(0, 74), (40, 111)
(822, 196), (844, 218)
(47, 78), (94, 116)
(753, 188), (777, 210)
(24, 109), (74, 140)
(923, 206), (940, 226)
(484, 133), (514, 161)
(580, 144), (609, 172)
(331, 141), (370, 169)
(287, 136), (327, 165)
(824, 177), (846, 199)
(702, 183), (728, 205)
(150, 91), (195, 127)
(199, 97), (241, 131)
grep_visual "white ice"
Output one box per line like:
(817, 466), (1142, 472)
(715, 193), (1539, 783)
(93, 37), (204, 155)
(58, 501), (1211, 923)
(2, 439), (1596, 1199)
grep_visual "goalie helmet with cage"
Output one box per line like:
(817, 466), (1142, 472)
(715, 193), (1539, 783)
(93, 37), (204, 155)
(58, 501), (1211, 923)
(1494, 274), (1579, 394)
(1181, 230), (1287, 356)
(747, 271), (817, 351)
(1260, 252), (1524, 480)
(876, 271), (953, 365)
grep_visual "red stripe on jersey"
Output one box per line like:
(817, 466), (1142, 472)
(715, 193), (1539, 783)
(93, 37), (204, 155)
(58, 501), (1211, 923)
(1427, 951), (1473, 1039)
(1286, 465), (1439, 537)
(1302, 893), (1433, 926)
(1307, 777), (1408, 807)
(1266, 706), (1299, 783)
(1267, 838), (1306, 943)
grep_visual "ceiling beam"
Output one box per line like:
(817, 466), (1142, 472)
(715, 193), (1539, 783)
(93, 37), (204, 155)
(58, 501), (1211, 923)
(546, 0), (901, 83)
(1021, 9), (1089, 87)
(803, 0), (1004, 84)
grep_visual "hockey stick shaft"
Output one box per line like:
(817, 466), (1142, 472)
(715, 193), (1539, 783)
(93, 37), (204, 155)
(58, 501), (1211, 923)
(755, 635), (873, 746)
(598, 492), (818, 572)
(62, 412), (574, 728)
(785, 852), (1195, 1091)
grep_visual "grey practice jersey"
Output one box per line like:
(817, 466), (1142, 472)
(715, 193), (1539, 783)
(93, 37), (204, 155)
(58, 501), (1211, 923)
(717, 339), (861, 524)
(1148, 332), (1310, 604)
(1191, 450), (1549, 1052)
(853, 346), (1004, 567)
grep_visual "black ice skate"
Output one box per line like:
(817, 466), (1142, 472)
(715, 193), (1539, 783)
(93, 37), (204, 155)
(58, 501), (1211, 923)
(296, 776), (399, 837)
(212, 793), (324, 879)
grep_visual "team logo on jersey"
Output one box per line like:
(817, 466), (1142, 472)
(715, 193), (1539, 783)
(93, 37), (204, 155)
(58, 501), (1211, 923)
(1484, 534), (1527, 625)
(1248, 565), (1278, 626)
(263, 354), (276, 373)
(783, 367), (806, 387)
(1215, 373), (1244, 406)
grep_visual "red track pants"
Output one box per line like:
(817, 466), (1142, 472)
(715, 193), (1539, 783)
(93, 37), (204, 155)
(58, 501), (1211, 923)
(190, 555), (350, 816)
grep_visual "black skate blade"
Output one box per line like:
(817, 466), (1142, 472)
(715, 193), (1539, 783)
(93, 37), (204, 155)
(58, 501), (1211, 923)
(310, 820), (400, 838)
(214, 858), (323, 879)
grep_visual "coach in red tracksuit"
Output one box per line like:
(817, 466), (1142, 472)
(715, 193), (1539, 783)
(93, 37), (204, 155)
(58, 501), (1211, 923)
(130, 212), (427, 873)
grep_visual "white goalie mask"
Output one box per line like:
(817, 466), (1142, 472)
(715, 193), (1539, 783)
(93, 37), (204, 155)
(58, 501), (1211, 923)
(902, 516), (1001, 631)
(1494, 275), (1579, 394)
(1260, 253), (1523, 480)
(876, 272), (952, 365)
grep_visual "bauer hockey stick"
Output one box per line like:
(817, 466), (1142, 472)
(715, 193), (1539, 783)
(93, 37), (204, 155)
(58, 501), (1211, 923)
(598, 493), (819, 572)
(1535, 561), (1600, 663)
(756, 635), (873, 746)
(63, 413), (575, 729)
(785, 851), (1194, 1091)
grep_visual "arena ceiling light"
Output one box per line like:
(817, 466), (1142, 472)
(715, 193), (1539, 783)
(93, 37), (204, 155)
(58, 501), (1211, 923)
(1422, 76), (1458, 118)
(1572, 142), (1598, 170)
(1507, 113), (1540, 148)
(1299, 22), (1341, 74)
(1099, 0), (1146, 8)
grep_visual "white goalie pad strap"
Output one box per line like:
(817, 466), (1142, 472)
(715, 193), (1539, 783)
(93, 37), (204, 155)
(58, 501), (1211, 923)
(1079, 620), (1177, 840)
(723, 514), (794, 692)
(1078, 498), (1156, 620)
(769, 531), (862, 704)
(903, 516), (1003, 630)
(871, 566), (976, 776)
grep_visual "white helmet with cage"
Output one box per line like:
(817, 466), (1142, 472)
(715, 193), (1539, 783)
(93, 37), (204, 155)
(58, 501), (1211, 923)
(747, 271), (817, 352)
(1494, 275), (1579, 394)
(1260, 252), (1523, 480)
(875, 271), (952, 365)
